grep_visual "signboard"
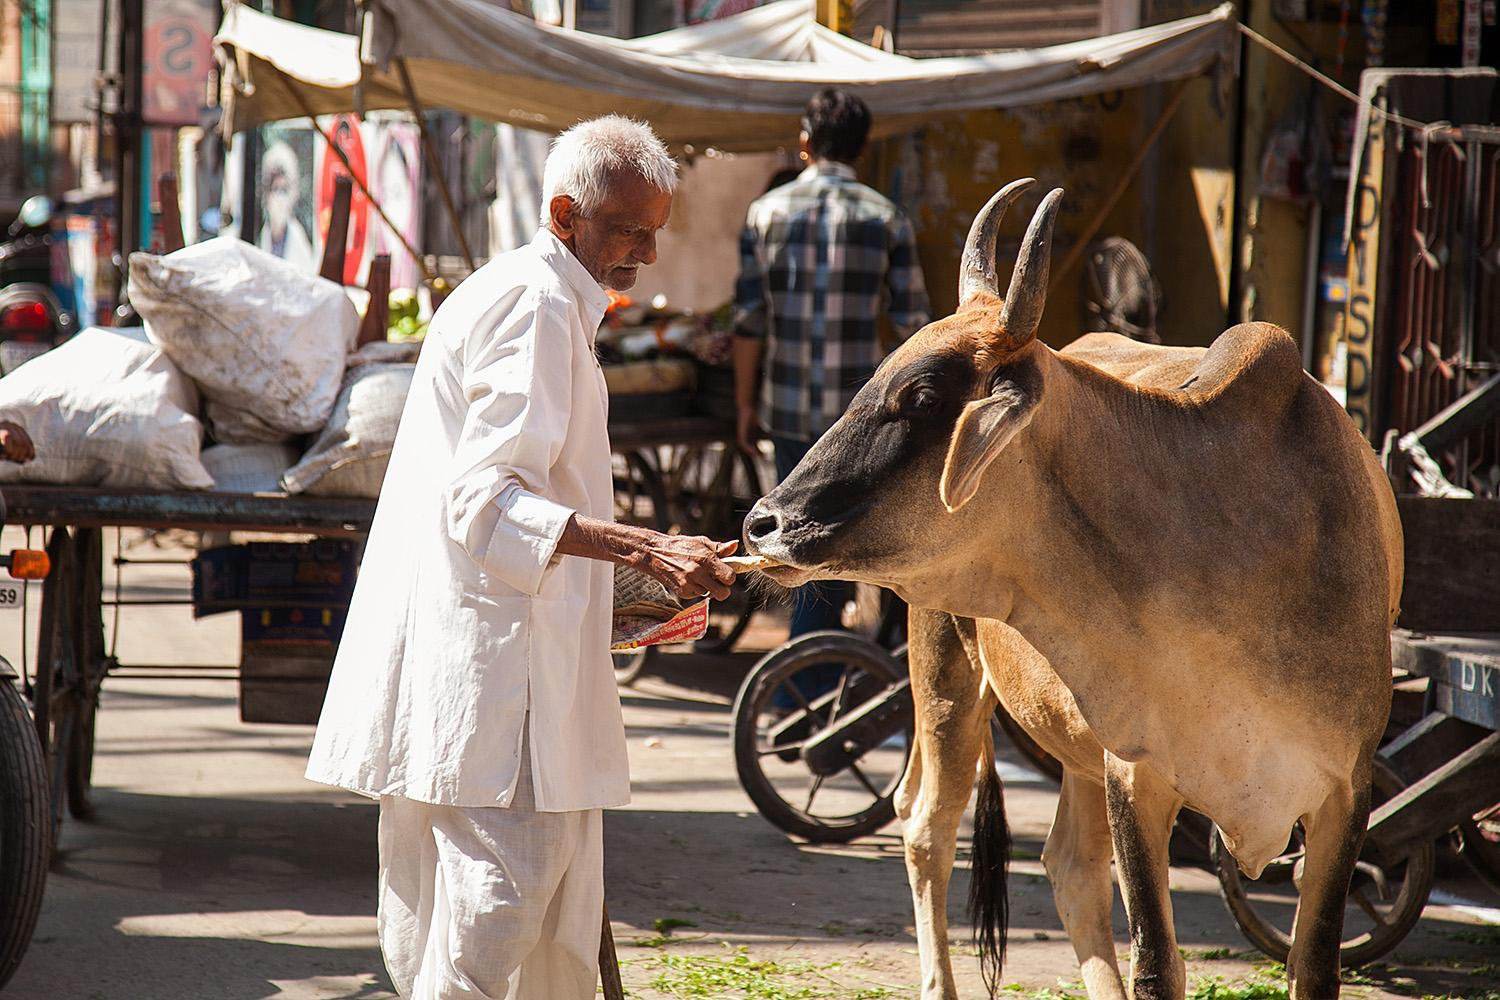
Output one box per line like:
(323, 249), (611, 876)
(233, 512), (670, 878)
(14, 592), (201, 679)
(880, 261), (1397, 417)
(54, 0), (110, 124)
(143, 0), (218, 126)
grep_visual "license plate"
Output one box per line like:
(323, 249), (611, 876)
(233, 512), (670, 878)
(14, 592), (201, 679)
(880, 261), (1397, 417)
(0, 583), (22, 610)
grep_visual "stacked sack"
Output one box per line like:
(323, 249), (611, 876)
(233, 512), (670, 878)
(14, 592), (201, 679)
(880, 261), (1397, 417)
(0, 237), (419, 497)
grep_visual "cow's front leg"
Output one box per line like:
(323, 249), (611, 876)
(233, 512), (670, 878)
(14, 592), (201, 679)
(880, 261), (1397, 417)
(898, 609), (993, 1000)
(1044, 771), (1127, 1000)
(1104, 753), (1186, 1000)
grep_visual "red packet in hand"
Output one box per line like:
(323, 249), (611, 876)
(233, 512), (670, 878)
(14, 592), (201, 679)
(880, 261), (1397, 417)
(610, 599), (710, 650)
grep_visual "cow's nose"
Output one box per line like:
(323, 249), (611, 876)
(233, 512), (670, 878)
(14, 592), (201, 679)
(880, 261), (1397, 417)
(745, 505), (782, 544)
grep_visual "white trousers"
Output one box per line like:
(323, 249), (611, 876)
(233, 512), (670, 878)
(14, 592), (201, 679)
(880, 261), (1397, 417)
(377, 758), (603, 1000)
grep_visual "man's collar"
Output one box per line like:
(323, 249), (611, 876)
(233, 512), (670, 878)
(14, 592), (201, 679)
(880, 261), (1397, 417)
(533, 227), (612, 335)
(800, 160), (858, 182)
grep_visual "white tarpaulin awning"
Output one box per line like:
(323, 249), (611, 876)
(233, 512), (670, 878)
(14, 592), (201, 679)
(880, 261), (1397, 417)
(217, 0), (1236, 151)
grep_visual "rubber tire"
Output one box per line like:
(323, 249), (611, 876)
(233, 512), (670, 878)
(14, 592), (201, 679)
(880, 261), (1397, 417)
(0, 678), (50, 990)
(732, 632), (908, 843)
(1211, 758), (1436, 967)
(613, 647), (654, 687)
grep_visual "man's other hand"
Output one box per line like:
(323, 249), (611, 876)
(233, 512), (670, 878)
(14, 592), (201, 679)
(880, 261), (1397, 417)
(0, 422), (35, 464)
(640, 533), (737, 602)
(735, 404), (761, 455)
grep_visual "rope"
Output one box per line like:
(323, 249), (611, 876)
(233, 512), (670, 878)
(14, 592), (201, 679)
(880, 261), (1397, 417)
(275, 68), (440, 286)
(1236, 21), (1434, 134)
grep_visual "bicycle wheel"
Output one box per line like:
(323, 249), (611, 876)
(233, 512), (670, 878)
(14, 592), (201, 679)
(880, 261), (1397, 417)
(31, 528), (79, 857)
(1212, 758), (1435, 967)
(733, 632), (910, 843)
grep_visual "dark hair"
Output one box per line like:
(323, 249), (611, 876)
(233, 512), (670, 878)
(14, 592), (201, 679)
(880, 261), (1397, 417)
(764, 167), (801, 194)
(801, 89), (871, 163)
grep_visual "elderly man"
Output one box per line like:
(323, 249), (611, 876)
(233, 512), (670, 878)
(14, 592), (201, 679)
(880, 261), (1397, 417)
(306, 116), (734, 1000)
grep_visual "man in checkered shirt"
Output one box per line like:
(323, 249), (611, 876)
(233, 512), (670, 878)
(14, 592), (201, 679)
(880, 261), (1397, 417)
(732, 89), (930, 636)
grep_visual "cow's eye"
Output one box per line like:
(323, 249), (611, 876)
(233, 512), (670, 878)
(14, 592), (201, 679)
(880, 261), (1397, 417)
(905, 385), (941, 414)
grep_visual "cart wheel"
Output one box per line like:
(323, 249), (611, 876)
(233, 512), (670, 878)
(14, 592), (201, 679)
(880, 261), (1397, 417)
(66, 529), (105, 820)
(1456, 808), (1500, 896)
(665, 444), (767, 655)
(1211, 758), (1435, 967)
(613, 646), (654, 687)
(32, 528), (79, 857)
(0, 674), (49, 989)
(733, 632), (910, 843)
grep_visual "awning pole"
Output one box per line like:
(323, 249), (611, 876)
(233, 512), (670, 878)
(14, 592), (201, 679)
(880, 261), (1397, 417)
(277, 68), (439, 286)
(1048, 78), (1190, 294)
(397, 57), (478, 273)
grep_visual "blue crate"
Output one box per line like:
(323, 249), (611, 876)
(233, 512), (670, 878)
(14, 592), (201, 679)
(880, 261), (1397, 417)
(193, 540), (359, 616)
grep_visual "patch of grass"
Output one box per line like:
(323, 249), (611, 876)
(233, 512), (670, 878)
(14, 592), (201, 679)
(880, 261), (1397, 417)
(1187, 962), (1290, 1000)
(1181, 947), (1244, 961)
(654, 917), (698, 935)
(642, 947), (894, 999)
(1448, 925), (1500, 948)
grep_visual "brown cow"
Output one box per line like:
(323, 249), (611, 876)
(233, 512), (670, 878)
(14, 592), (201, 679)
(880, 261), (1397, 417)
(743, 179), (1400, 1000)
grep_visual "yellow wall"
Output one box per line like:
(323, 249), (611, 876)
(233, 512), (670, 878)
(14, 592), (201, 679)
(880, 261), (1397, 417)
(870, 72), (1236, 350)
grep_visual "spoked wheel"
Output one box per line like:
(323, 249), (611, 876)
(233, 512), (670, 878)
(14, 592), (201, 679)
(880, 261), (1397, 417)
(1212, 758), (1435, 967)
(0, 674), (49, 989)
(662, 443), (767, 655)
(611, 452), (669, 687)
(32, 528), (80, 858)
(733, 632), (910, 843)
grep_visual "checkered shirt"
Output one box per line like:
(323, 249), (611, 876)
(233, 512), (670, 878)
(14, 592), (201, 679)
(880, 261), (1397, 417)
(734, 162), (931, 442)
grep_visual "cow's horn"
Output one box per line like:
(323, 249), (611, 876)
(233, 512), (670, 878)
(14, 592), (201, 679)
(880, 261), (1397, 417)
(998, 187), (1064, 341)
(958, 178), (1035, 304)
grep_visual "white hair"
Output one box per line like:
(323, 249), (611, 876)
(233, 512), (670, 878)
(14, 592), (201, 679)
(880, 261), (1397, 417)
(539, 116), (678, 225)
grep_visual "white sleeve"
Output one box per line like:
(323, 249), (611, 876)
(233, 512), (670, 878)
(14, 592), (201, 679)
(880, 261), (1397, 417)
(445, 296), (577, 596)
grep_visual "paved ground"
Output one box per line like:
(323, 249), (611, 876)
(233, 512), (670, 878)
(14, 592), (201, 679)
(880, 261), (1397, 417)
(3, 531), (1498, 999)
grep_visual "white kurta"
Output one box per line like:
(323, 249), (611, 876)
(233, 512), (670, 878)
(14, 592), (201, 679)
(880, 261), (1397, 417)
(306, 228), (627, 812)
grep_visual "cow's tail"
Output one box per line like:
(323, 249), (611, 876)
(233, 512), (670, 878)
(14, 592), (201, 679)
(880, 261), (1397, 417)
(968, 731), (1009, 997)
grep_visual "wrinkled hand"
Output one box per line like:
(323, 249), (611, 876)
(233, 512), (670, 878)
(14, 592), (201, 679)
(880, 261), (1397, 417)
(0, 422), (34, 464)
(638, 532), (737, 601)
(735, 404), (761, 456)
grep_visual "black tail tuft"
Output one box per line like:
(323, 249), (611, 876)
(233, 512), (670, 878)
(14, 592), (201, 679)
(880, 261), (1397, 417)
(968, 741), (1010, 997)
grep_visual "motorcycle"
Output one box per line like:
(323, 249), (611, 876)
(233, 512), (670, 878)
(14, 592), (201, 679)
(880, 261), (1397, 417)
(0, 196), (75, 375)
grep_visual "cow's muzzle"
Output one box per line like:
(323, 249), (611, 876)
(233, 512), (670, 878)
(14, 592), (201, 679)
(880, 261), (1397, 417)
(743, 498), (816, 586)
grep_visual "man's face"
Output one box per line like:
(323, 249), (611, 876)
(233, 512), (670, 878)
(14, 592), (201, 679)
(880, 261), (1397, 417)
(550, 171), (673, 291)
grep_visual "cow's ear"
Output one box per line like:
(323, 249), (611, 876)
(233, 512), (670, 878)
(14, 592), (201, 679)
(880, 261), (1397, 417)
(939, 380), (1038, 512)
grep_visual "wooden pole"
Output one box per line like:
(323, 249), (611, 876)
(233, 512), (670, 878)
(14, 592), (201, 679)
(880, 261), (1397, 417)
(319, 174), (353, 284)
(358, 254), (392, 346)
(276, 69), (438, 285)
(157, 174), (185, 253)
(1048, 79), (1190, 294)
(598, 905), (625, 1000)
(396, 57), (477, 273)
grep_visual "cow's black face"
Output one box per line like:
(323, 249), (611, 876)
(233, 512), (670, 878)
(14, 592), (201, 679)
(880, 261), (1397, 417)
(745, 328), (997, 587)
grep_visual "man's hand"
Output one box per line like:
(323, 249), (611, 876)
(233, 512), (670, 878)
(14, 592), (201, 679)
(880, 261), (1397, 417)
(637, 533), (738, 602)
(0, 422), (35, 464)
(555, 516), (737, 601)
(735, 403), (761, 456)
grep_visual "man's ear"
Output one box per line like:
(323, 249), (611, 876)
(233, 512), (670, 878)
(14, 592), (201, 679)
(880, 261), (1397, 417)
(548, 195), (577, 238)
(939, 380), (1039, 513)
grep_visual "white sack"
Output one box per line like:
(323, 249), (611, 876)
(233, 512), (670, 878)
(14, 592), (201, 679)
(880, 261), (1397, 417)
(0, 326), (213, 490)
(201, 442), (301, 494)
(282, 361), (414, 498)
(128, 237), (358, 443)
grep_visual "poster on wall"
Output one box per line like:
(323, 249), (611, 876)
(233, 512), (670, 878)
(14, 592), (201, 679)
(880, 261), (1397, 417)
(257, 122), (319, 273)
(314, 115), (371, 286)
(143, 0), (218, 126)
(365, 122), (424, 291)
